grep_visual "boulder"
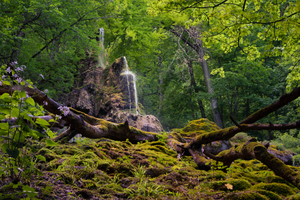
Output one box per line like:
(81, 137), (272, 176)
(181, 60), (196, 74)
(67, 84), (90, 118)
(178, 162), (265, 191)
(63, 56), (163, 133)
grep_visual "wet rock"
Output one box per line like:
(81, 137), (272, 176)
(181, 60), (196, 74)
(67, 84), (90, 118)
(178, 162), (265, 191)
(63, 56), (163, 133)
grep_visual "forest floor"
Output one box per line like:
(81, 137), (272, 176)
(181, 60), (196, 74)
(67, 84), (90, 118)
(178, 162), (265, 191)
(1, 133), (300, 200)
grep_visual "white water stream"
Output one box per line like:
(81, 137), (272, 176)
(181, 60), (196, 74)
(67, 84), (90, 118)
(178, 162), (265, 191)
(123, 56), (138, 114)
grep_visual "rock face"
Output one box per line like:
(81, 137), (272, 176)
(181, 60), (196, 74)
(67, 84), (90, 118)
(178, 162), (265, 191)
(64, 56), (163, 133)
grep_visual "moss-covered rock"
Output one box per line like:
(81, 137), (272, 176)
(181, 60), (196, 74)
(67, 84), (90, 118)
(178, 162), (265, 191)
(224, 191), (268, 200)
(207, 179), (251, 191)
(251, 183), (296, 196)
(287, 193), (300, 200)
(173, 118), (220, 136)
(253, 189), (283, 200)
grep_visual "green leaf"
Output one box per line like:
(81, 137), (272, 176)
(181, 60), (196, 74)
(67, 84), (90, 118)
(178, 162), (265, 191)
(45, 139), (58, 146)
(7, 148), (20, 158)
(35, 118), (50, 126)
(31, 130), (45, 138)
(46, 129), (55, 139)
(0, 123), (8, 130)
(18, 91), (26, 98)
(3, 81), (10, 86)
(1, 143), (8, 153)
(35, 155), (46, 162)
(22, 185), (37, 197)
(49, 119), (56, 123)
(0, 93), (10, 99)
(25, 97), (35, 106)
(0, 108), (10, 114)
(11, 108), (19, 117)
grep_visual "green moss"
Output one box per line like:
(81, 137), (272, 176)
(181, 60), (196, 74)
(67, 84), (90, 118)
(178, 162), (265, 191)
(251, 183), (296, 196)
(59, 173), (75, 184)
(80, 179), (99, 189)
(287, 193), (300, 200)
(224, 191), (268, 200)
(207, 179), (251, 191)
(136, 141), (177, 157)
(98, 183), (124, 194)
(97, 159), (115, 170)
(253, 189), (283, 200)
(36, 148), (61, 161)
(205, 172), (226, 181)
(172, 118), (220, 136)
(79, 151), (99, 159)
(230, 132), (251, 143)
(106, 163), (134, 176)
(51, 144), (84, 155)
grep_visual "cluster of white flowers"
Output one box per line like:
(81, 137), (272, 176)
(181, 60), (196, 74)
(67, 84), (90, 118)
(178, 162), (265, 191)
(58, 106), (70, 116)
(10, 61), (17, 66)
(3, 65), (26, 85)
(15, 65), (25, 71)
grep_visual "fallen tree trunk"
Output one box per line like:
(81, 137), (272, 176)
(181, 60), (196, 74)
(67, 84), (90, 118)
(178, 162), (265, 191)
(204, 138), (300, 189)
(0, 85), (158, 143)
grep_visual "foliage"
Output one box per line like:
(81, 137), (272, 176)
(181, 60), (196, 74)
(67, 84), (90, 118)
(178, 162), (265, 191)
(0, 64), (61, 198)
(271, 130), (300, 154)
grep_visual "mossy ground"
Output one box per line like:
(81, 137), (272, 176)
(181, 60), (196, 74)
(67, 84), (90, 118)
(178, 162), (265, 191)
(2, 135), (298, 199)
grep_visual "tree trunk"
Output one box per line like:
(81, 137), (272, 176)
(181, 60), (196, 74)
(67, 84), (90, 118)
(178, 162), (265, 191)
(187, 58), (206, 118)
(158, 56), (164, 116)
(197, 42), (223, 128)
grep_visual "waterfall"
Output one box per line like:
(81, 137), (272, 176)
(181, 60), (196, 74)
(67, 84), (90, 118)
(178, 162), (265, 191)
(133, 74), (138, 115)
(123, 56), (138, 114)
(123, 57), (132, 112)
(97, 28), (105, 68)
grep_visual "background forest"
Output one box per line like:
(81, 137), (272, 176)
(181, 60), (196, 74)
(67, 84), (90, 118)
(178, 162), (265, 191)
(1, 0), (300, 157)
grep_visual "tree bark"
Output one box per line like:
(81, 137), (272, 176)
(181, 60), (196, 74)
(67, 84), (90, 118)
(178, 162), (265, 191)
(158, 56), (164, 116)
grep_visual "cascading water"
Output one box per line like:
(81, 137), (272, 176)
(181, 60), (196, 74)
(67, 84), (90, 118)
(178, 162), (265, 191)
(123, 57), (132, 112)
(97, 28), (105, 68)
(122, 56), (138, 114)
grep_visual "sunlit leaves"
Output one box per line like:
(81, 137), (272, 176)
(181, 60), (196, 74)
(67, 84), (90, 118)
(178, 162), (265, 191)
(286, 66), (300, 92)
(45, 139), (58, 146)
(35, 118), (50, 127)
